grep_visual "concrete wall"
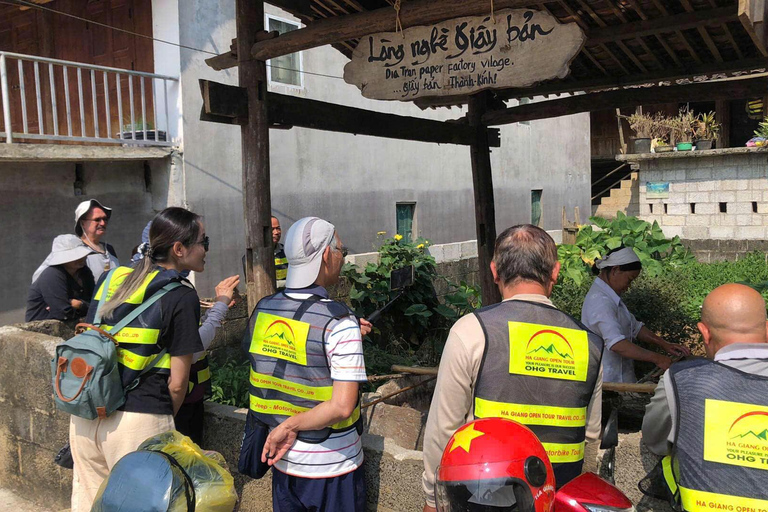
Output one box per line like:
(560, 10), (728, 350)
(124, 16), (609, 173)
(632, 149), (768, 240)
(177, 1), (591, 296)
(0, 156), (175, 325)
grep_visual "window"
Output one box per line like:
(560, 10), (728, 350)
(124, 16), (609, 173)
(267, 16), (302, 87)
(531, 190), (543, 227)
(719, 202), (727, 213)
(396, 203), (416, 243)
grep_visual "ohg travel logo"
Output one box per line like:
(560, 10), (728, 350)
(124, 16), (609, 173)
(526, 330), (574, 360)
(264, 320), (296, 347)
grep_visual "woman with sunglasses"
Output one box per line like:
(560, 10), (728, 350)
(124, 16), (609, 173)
(69, 207), (207, 512)
(74, 199), (119, 283)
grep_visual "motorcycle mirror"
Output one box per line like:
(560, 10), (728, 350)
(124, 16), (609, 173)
(390, 265), (414, 291)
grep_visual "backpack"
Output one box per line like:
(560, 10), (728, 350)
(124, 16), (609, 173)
(52, 269), (180, 420)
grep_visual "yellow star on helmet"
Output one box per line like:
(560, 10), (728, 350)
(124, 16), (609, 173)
(449, 423), (486, 454)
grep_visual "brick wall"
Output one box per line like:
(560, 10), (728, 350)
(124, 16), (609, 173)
(631, 149), (768, 240)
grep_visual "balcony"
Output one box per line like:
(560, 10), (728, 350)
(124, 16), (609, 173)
(0, 52), (178, 148)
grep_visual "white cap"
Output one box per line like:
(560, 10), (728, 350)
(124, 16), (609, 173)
(284, 217), (336, 289)
(595, 247), (641, 270)
(74, 199), (112, 234)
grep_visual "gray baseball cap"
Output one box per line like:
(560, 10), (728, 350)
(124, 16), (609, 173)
(284, 217), (336, 289)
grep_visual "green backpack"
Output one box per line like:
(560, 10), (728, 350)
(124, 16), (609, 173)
(52, 269), (180, 420)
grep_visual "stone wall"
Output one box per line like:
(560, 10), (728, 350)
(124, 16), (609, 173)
(0, 326), (72, 511)
(627, 148), (768, 240)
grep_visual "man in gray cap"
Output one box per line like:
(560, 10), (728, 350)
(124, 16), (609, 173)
(243, 217), (368, 511)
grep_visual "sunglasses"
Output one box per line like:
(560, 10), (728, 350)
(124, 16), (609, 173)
(83, 216), (109, 224)
(338, 245), (349, 257)
(199, 236), (210, 252)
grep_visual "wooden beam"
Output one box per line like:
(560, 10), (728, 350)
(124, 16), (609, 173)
(468, 92), (501, 307)
(483, 76), (768, 125)
(587, 7), (737, 44)
(716, 99), (731, 148)
(678, 0), (723, 62)
(250, 0), (546, 61)
(199, 79), (500, 145)
(237, 0), (276, 313)
(267, 91), (501, 146)
(497, 57), (768, 99)
(739, 0), (768, 56)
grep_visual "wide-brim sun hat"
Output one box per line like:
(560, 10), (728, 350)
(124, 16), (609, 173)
(47, 235), (95, 266)
(284, 217), (336, 289)
(74, 199), (112, 234)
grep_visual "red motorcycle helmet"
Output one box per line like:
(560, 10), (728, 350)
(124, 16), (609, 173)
(435, 418), (556, 512)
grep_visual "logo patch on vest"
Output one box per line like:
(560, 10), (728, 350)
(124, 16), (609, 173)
(508, 322), (588, 382)
(250, 313), (310, 365)
(704, 399), (768, 471)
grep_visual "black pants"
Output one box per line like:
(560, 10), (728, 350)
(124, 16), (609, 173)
(175, 400), (205, 446)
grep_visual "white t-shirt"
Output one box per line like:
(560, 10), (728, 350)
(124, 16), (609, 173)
(581, 277), (643, 383)
(272, 291), (368, 478)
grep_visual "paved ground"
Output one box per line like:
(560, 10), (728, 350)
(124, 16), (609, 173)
(0, 488), (58, 512)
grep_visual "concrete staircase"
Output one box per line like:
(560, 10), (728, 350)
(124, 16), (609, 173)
(593, 171), (640, 218)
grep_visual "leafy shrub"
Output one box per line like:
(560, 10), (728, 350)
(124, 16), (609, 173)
(558, 212), (694, 285)
(342, 235), (480, 357)
(210, 360), (249, 408)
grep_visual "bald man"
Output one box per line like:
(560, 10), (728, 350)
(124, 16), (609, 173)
(641, 284), (768, 511)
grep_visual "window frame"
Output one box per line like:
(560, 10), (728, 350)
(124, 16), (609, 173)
(396, 202), (417, 243)
(265, 13), (304, 89)
(531, 189), (543, 227)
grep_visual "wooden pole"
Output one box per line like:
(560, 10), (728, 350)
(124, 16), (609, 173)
(468, 92), (502, 307)
(238, 0), (275, 313)
(716, 100), (730, 148)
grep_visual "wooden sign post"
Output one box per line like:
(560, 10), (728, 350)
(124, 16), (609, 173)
(343, 9), (585, 101)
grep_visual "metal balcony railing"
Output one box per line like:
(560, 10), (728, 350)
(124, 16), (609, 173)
(0, 51), (178, 147)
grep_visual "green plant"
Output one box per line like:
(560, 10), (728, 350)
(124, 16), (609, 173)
(342, 235), (481, 358)
(754, 118), (768, 139)
(210, 359), (250, 408)
(557, 212), (695, 286)
(693, 111), (720, 141)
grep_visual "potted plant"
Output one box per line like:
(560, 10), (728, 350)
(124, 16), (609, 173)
(120, 117), (167, 142)
(623, 112), (654, 153)
(670, 107), (695, 151)
(693, 111), (719, 150)
(652, 113), (674, 152)
(747, 118), (768, 147)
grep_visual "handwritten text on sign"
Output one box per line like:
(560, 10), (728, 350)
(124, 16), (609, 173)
(343, 9), (585, 100)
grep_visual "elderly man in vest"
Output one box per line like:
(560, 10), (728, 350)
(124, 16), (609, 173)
(272, 216), (289, 287)
(642, 283), (768, 511)
(246, 217), (368, 511)
(422, 225), (604, 512)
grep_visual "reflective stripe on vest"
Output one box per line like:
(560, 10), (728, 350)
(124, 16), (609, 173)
(102, 325), (160, 345)
(661, 358), (768, 510)
(275, 257), (288, 280)
(250, 394), (361, 430)
(94, 267), (160, 304)
(680, 487), (768, 512)
(473, 300), (603, 487)
(543, 441), (585, 464)
(250, 368), (333, 402)
(247, 291), (361, 443)
(474, 397), (587, 427)
(94, 266), (183, 387)
(275, 245), (288, 280)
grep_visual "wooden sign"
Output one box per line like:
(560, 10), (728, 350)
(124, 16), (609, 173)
(343, 9), (585, 101)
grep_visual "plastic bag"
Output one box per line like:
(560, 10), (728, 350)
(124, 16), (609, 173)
(91, 430), (237, 512)
(138, 431), (238, 512)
